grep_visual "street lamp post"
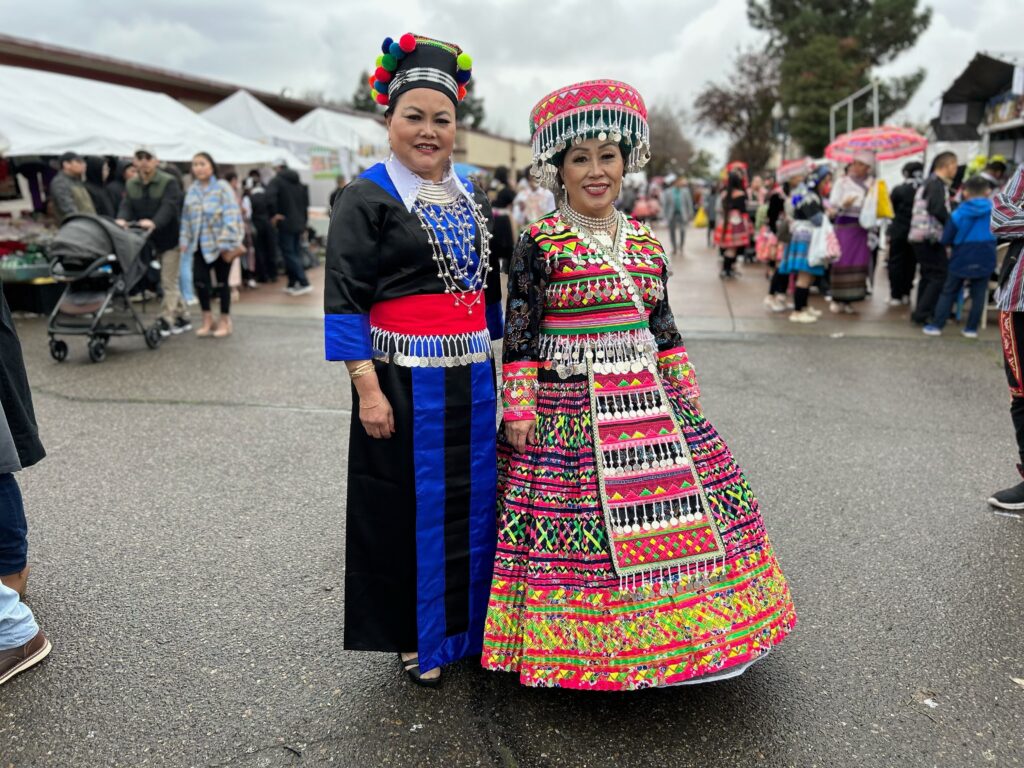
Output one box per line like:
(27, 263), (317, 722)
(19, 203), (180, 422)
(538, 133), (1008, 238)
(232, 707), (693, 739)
(771, 103), (798, 163)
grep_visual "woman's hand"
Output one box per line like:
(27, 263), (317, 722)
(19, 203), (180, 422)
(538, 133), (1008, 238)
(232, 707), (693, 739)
(690, 396), (702, 414)
(359, 390), (395, 439)
(506, 419), (537, 453)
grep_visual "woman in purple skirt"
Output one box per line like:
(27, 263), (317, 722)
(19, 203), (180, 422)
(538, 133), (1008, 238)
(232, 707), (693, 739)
(827, 153), (875, 313)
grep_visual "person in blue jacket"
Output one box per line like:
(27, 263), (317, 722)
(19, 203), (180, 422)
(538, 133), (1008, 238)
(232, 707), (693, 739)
(923, 175), (997, 339)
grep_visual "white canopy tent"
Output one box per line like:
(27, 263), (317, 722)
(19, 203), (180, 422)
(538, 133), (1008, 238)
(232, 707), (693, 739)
(295, 108), (389, 173)
(202, 90), (324, 165)
(0, 65), (303, 166)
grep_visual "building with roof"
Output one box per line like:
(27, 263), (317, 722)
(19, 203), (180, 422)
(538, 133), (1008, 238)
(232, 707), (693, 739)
(931, 52), (1024, 164)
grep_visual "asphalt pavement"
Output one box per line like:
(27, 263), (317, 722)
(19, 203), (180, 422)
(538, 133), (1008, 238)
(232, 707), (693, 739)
(0, 274), (1022, 767)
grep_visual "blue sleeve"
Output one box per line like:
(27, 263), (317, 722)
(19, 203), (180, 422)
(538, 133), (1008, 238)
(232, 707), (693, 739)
(324, 185), (377, 361)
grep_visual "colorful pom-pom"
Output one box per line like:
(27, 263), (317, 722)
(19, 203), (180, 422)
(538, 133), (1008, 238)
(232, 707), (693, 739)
(457, 53), (473, 71)
(381, 53), (398, 72)
(375, 54), (384, 68)
(374, 66), (392, 83)
(375, 92), (389, 106)
(456, 68), (472, 85)
(368, 74), (376, 87)
(373, 80), (388, 94)
(389, 42), (403, 59)
(381, 37), (394, 55)
(458, 84), (468, 101)
(399, 33), (417, 53)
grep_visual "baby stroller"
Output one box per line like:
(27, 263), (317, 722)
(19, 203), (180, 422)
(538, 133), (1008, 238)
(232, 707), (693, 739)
(46, 214), (163, 363)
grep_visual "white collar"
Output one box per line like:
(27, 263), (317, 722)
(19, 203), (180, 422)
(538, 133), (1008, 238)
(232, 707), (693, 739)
(385, 155), (474, 213)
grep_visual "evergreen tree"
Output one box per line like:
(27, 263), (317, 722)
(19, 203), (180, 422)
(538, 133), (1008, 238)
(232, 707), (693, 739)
(748, 0), (931, 154)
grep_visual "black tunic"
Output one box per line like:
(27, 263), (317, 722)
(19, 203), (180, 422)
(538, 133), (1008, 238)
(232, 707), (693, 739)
(324, 165), (502, 667)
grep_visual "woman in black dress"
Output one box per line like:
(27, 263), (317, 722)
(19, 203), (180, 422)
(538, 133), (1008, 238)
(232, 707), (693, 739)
(324, 33), (502, 687)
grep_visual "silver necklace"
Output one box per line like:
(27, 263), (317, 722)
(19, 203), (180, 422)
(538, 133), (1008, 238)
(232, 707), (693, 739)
(557, 209), (648, 317)
(414, 180), (493, 313)
(559, 202), (617, 247)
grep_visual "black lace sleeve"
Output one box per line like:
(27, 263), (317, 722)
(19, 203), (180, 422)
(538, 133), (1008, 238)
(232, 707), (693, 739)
(502, 232), (547, 364)
(649, 260), (683, 353)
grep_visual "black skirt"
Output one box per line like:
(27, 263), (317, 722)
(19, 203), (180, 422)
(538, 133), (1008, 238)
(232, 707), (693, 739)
(343, 358), (498, 669)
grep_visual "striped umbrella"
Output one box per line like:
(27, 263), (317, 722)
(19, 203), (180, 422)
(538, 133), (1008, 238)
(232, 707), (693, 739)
(776, 156), (814, 182)
(825, 125), (927, 163)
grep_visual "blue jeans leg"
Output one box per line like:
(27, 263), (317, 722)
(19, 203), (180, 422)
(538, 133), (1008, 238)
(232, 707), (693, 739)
(930, 272), (964, 330)
(0, 582), (37, 650)
(278, 231), (308, 288)
(965, 277), (988, 332)
(0, 473), (27, 577)
(179, 250), (195, 304)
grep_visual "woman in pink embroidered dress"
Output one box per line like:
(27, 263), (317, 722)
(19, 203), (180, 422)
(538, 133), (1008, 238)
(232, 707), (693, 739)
(481, 80), (797, 691)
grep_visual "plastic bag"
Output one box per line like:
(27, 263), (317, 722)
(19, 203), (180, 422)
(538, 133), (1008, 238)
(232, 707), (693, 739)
(876, 179), (894, 220)
(693, 206), (708, 228)
(859, 181), (879, 229)
(808, 216), (841, 267)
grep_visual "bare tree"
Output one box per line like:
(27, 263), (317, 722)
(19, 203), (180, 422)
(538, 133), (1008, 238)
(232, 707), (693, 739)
(693, 49), (780, 172)
(647, 104), (694, 177)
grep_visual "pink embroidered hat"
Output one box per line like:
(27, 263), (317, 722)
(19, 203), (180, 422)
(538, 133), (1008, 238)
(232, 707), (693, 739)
(529, 79), (651, 189)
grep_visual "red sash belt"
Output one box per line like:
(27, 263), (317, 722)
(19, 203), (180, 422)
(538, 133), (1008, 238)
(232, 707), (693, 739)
(370, 292), (486, 335)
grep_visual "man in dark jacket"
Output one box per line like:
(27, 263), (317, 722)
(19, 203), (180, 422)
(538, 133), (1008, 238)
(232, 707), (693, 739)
(245, 175), (277, 283)
(48, 151), (95, 221)
(910, 152), (958, 325)
(887, 161), (924, 305)
(266, 160), (311, 295)
(116, 148), (189, 336)
(0, 288), (51, 686)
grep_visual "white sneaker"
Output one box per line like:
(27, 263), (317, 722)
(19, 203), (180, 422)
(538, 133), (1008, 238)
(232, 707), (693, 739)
(887, 298), (903, 307)
(789, 310), (818, 323)
(763, 295), (786, 313)
(290, 285), (313, 296)
(842, 303), (856, 314)
(807, 306), (823, 317)
(962, 329), (979, 339)
(829, 301), (842, 314)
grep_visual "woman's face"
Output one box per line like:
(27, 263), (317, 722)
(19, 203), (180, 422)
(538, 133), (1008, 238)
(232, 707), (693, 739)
(849, 160), (871, 180)
(386, 88), (456, 182)
(192, 155), (214, 182)
(560, 138), (624, 218)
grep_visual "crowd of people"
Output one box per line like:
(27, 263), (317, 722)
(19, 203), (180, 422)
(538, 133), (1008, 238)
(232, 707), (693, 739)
(675, 153), (1014, 332)
(41, 148), (314, 338)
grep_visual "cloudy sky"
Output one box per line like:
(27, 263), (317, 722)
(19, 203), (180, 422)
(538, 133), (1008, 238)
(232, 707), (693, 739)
(3, 0), (1023, 159)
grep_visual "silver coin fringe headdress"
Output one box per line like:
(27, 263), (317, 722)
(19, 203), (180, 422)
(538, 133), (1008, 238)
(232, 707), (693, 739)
(529, 79), (652, 191)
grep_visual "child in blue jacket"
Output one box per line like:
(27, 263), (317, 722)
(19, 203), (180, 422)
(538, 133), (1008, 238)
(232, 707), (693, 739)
(924, 175), (997, 338)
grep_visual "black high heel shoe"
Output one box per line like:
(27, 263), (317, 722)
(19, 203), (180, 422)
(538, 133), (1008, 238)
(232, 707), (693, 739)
(398, 653), (442, 688)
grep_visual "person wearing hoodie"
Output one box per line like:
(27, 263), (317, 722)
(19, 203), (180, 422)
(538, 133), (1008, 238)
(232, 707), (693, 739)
(887, 161), (924, 306)
(266, 160), (311, 296)
(922, 176), (996, 339)
(104, 158), (135, 215)
(83, 156), (115, 218)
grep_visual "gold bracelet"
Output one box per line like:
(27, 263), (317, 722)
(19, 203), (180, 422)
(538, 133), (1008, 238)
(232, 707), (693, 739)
(348, 361), (375, 379)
